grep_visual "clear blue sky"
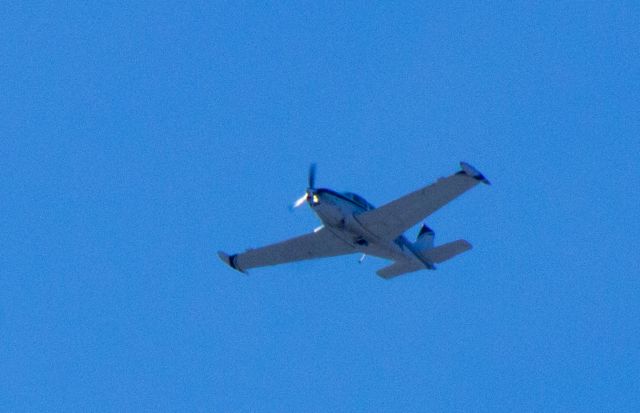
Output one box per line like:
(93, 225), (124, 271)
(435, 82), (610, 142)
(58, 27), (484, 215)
(2, 2), (639, 412)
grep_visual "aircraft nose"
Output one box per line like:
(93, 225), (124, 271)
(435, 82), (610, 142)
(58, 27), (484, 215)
(310, 191), (320, 205)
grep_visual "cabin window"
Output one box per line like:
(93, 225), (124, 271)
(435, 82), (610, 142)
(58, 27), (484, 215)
(343, 192), (373, 210)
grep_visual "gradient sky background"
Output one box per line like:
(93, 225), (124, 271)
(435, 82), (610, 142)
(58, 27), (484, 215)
(2, 2), (639, 412)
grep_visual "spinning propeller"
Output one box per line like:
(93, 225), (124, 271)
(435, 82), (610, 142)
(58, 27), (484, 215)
(290, 163), (317, 210)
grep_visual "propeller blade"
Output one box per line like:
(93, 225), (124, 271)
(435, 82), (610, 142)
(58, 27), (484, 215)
(291, 193), (308, 209)
(290, 164), (316, 211)
(308, 163), (317, 189)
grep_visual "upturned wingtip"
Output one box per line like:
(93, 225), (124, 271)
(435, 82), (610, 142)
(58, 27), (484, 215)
(459, 161), (491, 185)
(217, 251), (248, 274)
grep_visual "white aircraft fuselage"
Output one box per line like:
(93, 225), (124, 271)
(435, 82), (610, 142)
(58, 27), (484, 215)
(310, 188), (434, 268)
(218, 162), (488, 277)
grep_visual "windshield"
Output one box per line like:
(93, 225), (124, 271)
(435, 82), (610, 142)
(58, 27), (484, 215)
(344, 192), (374, 210)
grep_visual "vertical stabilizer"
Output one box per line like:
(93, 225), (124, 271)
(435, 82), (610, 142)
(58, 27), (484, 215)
(414, 223), (435, 250)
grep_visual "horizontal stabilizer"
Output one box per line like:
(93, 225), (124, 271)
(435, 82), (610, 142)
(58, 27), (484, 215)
(376, 260), (425, 279)
(421, 240), (472, 263)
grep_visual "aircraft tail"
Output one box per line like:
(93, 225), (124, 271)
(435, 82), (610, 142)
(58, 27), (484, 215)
(414, 223), (434, 250)
(376, 260), (424, 279)
(376, 239), (472, 279)
(419, 239), (472, 263)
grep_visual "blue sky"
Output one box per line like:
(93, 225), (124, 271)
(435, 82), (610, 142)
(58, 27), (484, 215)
(1, 2), (639, 412)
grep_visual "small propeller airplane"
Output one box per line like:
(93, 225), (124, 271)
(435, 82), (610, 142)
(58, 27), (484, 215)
(218, 162), (490, 279)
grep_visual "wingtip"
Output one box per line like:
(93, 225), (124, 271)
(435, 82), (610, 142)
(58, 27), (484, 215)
(458, 161), (491, 185)
(217, 251), (248, 274)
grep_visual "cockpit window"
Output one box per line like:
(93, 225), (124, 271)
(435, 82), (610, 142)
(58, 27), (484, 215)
(344, 192), (374, 210)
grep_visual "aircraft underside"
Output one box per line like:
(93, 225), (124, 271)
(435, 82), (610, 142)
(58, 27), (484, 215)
(218, 162), (489, 279)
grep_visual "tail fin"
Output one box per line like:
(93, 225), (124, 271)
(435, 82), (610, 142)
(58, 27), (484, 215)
(414, 223), (434, 250)
(420, 240), (472, 263)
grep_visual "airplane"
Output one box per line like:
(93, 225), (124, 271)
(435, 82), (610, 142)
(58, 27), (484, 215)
(218, 162), (490, 279)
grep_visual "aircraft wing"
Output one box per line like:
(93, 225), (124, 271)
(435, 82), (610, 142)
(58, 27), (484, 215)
(356, 162), (490, 241)
(218, 227), (356, 273)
